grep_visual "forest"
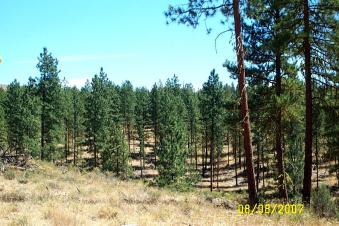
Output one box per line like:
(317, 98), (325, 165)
(0, 0), (338, 224)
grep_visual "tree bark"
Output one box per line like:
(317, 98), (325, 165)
(127, 123), (131, 152)
(232, 0), (258, 205)
(204, 123), (208, 177)
(93, 136), (97, 167)
(302, 0), (313, 204)
(210, 118), (214, 191)
(201, 133), (205, 177)
(73, 132), (76, 166)
(227, 133), (230, 166)
(234, 134), (238, 187)
(140, 140), (144, 179)
(238, 135), (242, 170)
(315, 130), (318, 189)
(256, 142), (260, 192)
(262, 143), (265, 190)
(195, 135), (198, 170)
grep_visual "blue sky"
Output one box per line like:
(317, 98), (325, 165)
(0, 0), (236, 89)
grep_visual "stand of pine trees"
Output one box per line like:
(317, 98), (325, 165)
(0, 0), (337, 207)
(165, 0), (338, 205)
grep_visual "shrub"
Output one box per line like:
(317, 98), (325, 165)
(4, 169), (15, 180)
(1, 191), (26, 202)
(17, 177), (28, 184)
(17, 171), (29, 184)
(311, 185), (338, 218)
(156, 168), (201, 192)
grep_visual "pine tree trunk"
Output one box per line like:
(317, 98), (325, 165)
(64, 123), (68, 163)
(302, 0), (313, 204)
(201, 133), (205, 177)
(140, 140), (144, 179)
(73, 132), (76, 166)
(232, 0), (258, 205)
(195, 136), (198, 170)
(117, 144), (120, 176)
(217, 146), (220, 190)
(238, 135), (241, 170)
(210, 121), (214, 191)
(316, 130), (319, 189)
(128, 123), (131, 152)
(204, 123), (208, 177)
(234, 135), (238, 187)
(227, 133), (230, 166)
(190, 127), (194, 165)
(41, 100), (45, 160)
(275, 50), (288, 201)
(154, 125), (157, 169)
(94, 136), (97, 167)
(262, 143), (265, 190)
(256, 142), (260, 192)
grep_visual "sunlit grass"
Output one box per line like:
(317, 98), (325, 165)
(0, 160), (337, 226)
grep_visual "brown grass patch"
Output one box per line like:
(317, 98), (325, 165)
(97, 206), (118, 220)
(44, 208), (77, 226)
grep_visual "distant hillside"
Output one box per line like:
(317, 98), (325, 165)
(0, 84), (7, 90)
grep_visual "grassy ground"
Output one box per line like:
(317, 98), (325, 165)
(0, 160), (337, 226)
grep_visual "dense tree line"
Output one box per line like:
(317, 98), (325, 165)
(165, 0), (338, 205)
(0, 0), (337, 207)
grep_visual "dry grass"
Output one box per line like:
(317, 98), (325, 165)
(0, 160), (337, 226)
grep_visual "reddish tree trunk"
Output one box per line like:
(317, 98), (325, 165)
(302, 0), (313, 204)
(232, 0), (258, 205)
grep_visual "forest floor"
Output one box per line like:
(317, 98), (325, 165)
(0, 160), (338, 226)
(128, 134), (338, 197)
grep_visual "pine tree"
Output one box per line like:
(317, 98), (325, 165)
(102, 84), (131, 177)
(70, 87), (85, 166)
(323, 87), (339, 187)
(4, 80), (40, 158)
(36, 47), (63, 160)
(61, 85), (73, 163)
(240, 0), (296, 201)
(301, 0), (313, 204)
(181, 84), (200, 170)
(4, 80), (23, 155)
(135, 87), (150, 178)
(120, 81), (136, 152)
(0, 88), (7, 154)
(84, 68), (111, 167)
(165, 0), (258, 204)
(156, 77), (188, 186)
(150, 83), (161, 168)
(200, 70), (225, 191)
(276, 0), (339, 203)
